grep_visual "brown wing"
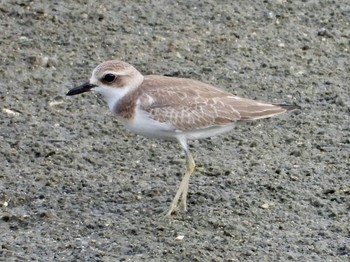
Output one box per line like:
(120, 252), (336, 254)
(138, 75), (292, 131)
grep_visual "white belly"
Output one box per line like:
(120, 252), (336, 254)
(118, 108), (235, 141)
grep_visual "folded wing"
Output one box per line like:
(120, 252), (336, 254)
(139, 75), (294, 131)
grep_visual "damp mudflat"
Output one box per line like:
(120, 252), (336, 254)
(1, 1), (349, 261)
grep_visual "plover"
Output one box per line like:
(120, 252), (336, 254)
(67, 60), (296, 216)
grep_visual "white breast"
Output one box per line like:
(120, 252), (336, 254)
(121, 106), (177, 139)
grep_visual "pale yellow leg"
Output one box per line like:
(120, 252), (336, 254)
(166, 149), (195, 216)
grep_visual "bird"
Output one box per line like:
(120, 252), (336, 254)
(66, 60), (296, 216)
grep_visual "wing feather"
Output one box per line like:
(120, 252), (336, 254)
(137, 75), (291, 130)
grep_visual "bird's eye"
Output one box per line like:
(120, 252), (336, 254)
(103, 74), (116, 82)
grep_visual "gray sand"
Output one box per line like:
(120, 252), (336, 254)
(1, 0), (349, 261)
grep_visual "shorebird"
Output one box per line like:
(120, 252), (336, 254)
(67, 60), (296, 216)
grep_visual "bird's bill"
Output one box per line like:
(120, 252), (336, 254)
(66, 82), (97, 96)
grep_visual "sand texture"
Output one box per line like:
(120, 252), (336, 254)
(1, 0), (349, 261)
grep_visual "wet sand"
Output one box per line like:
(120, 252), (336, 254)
(1, 0), (349, 261)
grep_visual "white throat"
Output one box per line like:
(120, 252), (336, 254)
(93, 85), (130, 111)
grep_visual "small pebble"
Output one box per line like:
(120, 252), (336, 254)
(176, 235), (185, 240)
(261, 203), (270, 209)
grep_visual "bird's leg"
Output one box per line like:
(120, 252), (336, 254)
(179, 150), (195, 211)
(166, 148), (195, 216)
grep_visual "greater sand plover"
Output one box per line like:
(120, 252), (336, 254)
(67, 60), (296, 216)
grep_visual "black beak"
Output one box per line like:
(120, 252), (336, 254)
(66, 82), (97, 96)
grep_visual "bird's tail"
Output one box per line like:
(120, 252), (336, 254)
(274, 104), (299, 112)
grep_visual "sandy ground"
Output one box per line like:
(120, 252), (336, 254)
(1, 0), (349, 261)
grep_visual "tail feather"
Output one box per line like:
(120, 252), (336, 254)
(239, 103), (298, 120)
(274, 104), (299, 112)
